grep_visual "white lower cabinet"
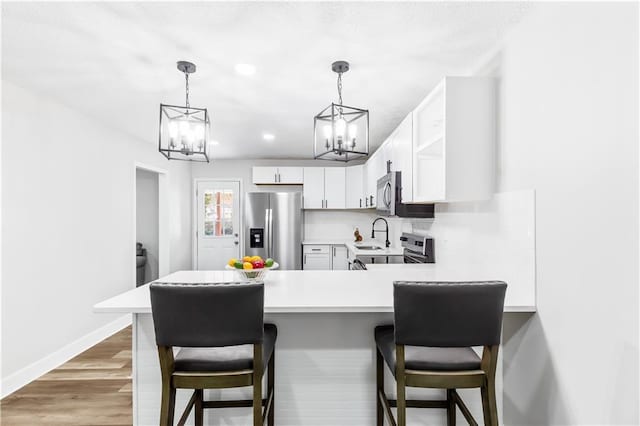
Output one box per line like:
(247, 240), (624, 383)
(302, 244), (348, 270)
(332, 245), (349, 270)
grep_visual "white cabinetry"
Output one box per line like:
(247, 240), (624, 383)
(364, 150), (384, 208)
(324, 168), (346, 209)
(345, 165), (365, 209)
(303, 167), (346, 209)
(253, 167), (303, 184)
(332, 245), (349, 270)
(389, 113), (414, 202)
(302, 245), (332, 270)
(302, 244), (348, 270)
(412, 77), (495, 202)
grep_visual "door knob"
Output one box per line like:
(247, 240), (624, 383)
(234, 241), (239, 245)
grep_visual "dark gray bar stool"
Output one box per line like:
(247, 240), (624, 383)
(150, 282), (276, 426)
(375, 281), (507, 426)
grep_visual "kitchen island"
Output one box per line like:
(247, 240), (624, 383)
(95, 269), (536, 425)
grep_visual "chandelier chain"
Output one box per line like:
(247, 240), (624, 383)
(185, 72), (190, 109)
(337, 72), (343, 105)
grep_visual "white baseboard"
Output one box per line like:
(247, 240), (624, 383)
(1, 314), (132, 399)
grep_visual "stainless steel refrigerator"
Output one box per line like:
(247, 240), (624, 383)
(245, 192), (303, 270)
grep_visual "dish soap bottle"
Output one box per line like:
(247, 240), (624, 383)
(354, 228), (363, 242)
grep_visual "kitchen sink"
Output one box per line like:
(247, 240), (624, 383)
(355, 245), (383, 250)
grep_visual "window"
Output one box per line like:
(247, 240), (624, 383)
(203, 190), (234, 237)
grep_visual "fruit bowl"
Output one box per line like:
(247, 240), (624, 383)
(225, 262), (279, 281)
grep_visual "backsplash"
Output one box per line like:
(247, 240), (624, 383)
(304, 210), (415, 247)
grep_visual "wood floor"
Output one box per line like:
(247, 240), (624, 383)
(1, 326), (133, 426)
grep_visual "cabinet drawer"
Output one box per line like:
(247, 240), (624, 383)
(303, 244), (330, 254)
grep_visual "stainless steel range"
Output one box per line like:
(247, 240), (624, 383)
(400, 232), (435, 264)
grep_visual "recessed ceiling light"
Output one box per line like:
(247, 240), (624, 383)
(263, 133), (275, 141)
(209, 140), (220, 146)
(235, 63), (256, 76)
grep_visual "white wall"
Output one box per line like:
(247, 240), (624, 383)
(477, 3), (638, 424)
(1, 81), (192, 395)
(136, 169), (159, 283)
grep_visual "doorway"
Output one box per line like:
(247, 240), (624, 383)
(194, 180), (241, 270)
(134, 163), (168, 287)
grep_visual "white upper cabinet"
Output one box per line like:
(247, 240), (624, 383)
(252, 166), (303, 184)
(277, 167), (304, 184)
(412, 77), (495, 203)
(364, 150), (385, 208)
(345, 165), (365, 209)
(302, 167), (324, 209)
(303, 167), (346, 209)
(253, 167), (279, 184)
(323, 168), (346, 209)
(389, 113), (414, 202)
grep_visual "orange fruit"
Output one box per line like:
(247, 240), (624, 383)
(243, 256), (252, 262)
(243, 262), (253, 270)
(228, 258), (237, 267)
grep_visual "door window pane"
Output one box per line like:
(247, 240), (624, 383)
(204, 189), (234, 237)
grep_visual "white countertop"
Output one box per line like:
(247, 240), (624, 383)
(94, 269), (536, 314)
(302, 239), (351, 245)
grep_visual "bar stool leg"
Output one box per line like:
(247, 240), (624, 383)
(194, 389), (203, 426)
(159, 385), (175, 426)
(376, 349), (384, 426)
(253, 344), (263, 426)
(447, 389), (456, 426)
(481, 379), (498, 426)
(268, 352), (275, 426)
(396, 345), (407, 426)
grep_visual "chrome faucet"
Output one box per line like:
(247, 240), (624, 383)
(371, 217), (391, 248)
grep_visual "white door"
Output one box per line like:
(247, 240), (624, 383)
(332, 245), (349, 270)
(303, 167), (324, 208)
(392, 113), (414, 202)
(324, 168), (346, 209)
(252, 167), (278, 184)
(277, 167), (304, 184)
(345, 165), (364, 209)
(196, 180), (241, 270)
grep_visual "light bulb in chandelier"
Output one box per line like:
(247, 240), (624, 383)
(335, 117), (347, 141)
(348, 124), (357, 148)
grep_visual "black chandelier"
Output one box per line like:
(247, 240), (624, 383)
(159, 61), (210, 162)
(314, 60), (369, 162)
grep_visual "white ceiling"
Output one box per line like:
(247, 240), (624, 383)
(2, 2), (530, 160)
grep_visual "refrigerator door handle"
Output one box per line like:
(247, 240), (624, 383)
(264, 209), (270, 258)
(267, 208), (274, 258)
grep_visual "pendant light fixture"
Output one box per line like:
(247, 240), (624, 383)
(314, 60), (369, 162)
(159, 61), (210, 162)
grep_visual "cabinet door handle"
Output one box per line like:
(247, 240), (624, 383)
(274, 173), (277, 183)
(312, 248), (321, 251)
(359, 198), (362, 208)
(365, 197), (368, 207)
(304, 254), (307, 264)
(278, 173), (281, 183)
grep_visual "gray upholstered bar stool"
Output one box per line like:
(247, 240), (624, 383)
(375, 281), (507, 426)
(150, 282), (276, 426)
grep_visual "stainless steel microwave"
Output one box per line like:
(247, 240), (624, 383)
(376, 171), (435, 218)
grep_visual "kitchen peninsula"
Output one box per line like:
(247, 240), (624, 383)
(95, 268), (536, 425)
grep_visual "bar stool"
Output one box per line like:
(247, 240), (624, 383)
(150, 282), (276, 426)
(375, 281), (507, 426)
